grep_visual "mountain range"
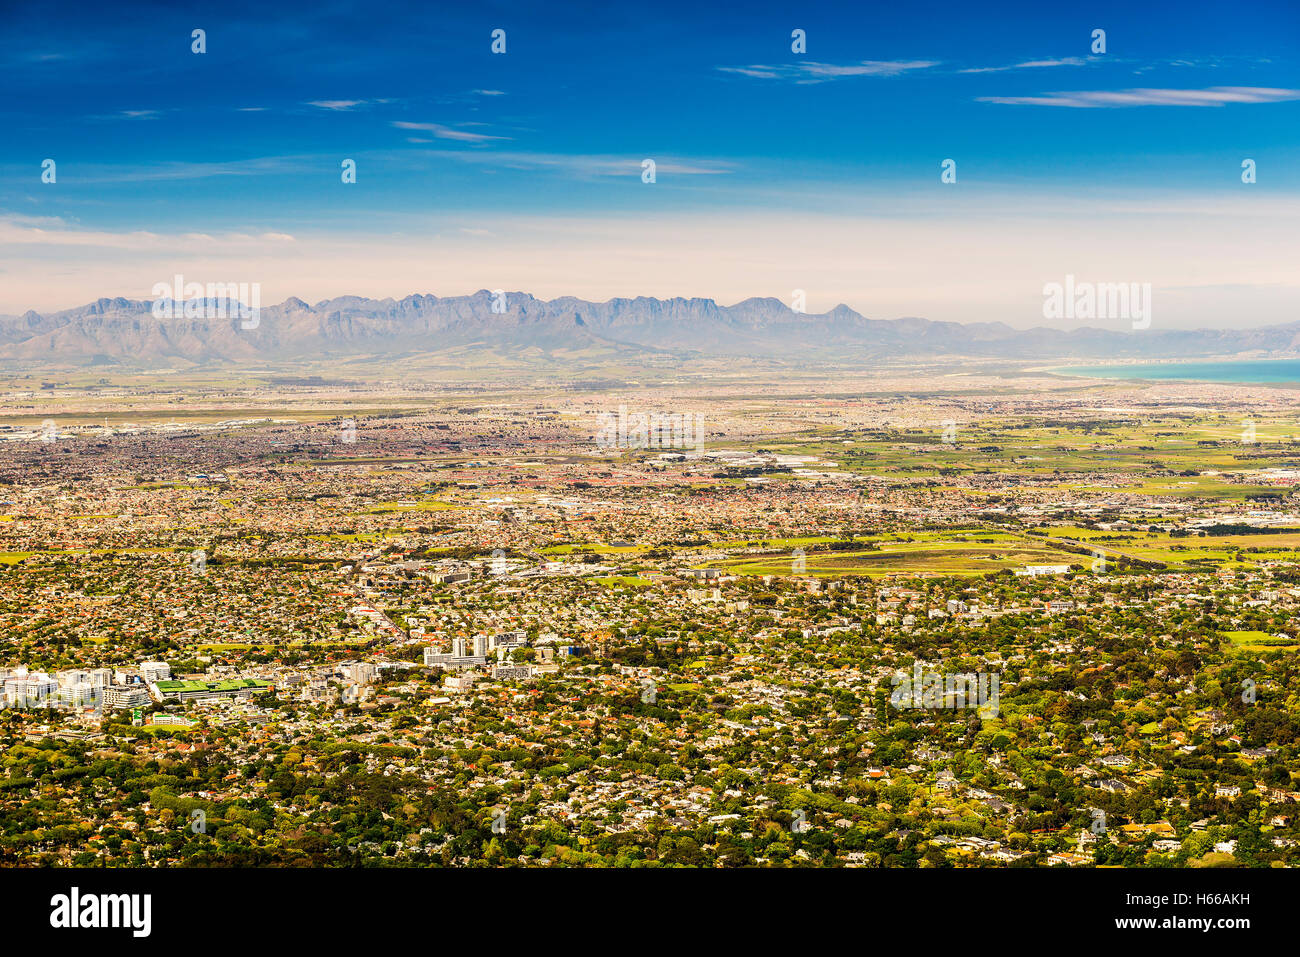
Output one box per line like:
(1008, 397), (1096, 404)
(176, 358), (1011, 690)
(2, 291), (1296, 367)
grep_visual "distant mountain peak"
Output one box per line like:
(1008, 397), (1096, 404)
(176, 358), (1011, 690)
(0, 290), (1287, 367)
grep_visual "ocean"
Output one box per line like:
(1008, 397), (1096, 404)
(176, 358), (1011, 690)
(1054, 360), (1300, 385)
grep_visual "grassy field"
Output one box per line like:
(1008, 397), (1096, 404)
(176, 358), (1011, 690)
(0, 548), (178, 562)
(1222, 630), (1300, 653)
(692, 521), (1300, 577)
(360, 499), (460, 514)
(1039, 528), (1300, 570)
(732, 414), (1300, 489)
(197, 639), (371, 653)
(705, 532), (1081, 577)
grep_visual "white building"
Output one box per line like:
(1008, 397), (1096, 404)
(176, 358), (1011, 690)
(493, 665), (532, 681)
(1015, 565), (1071, 577)
(101, 686), (152, 711)
(444, 674), (478, 692)
(149, 714), (195, 727)
(57, 682), (99, 706)
(5, 674), (58, 706)
(139, 661), (172, 683)
(339, 662), (377, 685)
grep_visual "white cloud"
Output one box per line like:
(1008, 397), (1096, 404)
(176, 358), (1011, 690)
(0, 216), (295, 252)
(979, 86), (1300, 107)
(60, 156), (312, 184)
(391, 121), (508, 143)
(960, 57), (1089, 74)
(306, 100), (366, 111)
(88, 109), (164, 121)
(405, 149), (732, 177)
(717, 60), (938, 82)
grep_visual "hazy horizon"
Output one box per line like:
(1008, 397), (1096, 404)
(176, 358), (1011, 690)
(7, 282), (1300, 343)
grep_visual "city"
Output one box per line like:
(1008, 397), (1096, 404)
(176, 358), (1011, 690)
(1, 368), (1296, 869)
(3, 0), (1295, 940)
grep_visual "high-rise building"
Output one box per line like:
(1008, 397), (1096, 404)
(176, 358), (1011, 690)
(101, 685), (152, 710)
(139, 661), (171, 683)
(339, 661), (377, 684)
(60, 682), (97, 706)
(424, 647), (452, 668)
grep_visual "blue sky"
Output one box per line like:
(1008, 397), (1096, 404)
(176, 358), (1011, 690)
(2, 0), (1298, 327)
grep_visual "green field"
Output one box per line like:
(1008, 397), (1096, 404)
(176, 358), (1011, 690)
(1222, 630), (1300, 653)
(706, 533), (1081, 577)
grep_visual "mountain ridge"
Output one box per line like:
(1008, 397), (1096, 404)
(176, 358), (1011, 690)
(2, 290), (1297, 366)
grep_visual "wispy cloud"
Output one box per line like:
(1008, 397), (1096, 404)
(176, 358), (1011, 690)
(87, 109), (163, 121)
(960, 57), (1090, 74)
(304, 98), (396, 111)
(391, 121), (508, 143)
(0, 215), (297, 252)
(978, 86), (1300, 107)
(306, 99), (366, 111)
(717, 60), (938, 83)
(57, 156), (314, 184)
(408, 150), (733, 177)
